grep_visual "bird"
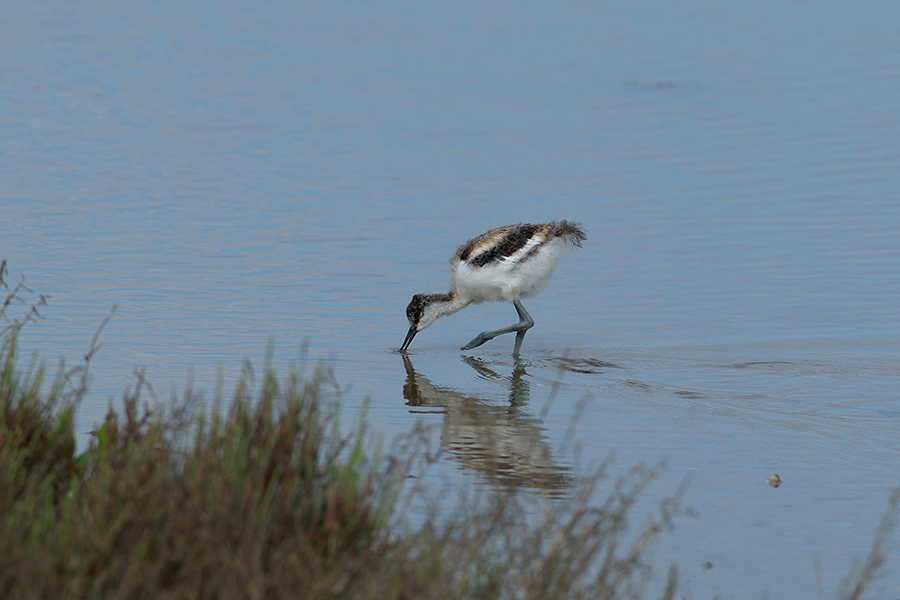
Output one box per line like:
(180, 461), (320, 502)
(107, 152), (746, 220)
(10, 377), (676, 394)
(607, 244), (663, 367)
(400, 220), (586, 356)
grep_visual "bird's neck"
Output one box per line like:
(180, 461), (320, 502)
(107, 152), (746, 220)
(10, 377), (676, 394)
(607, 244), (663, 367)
(425, 290), (469, 325)
(430, 291), (470, 319)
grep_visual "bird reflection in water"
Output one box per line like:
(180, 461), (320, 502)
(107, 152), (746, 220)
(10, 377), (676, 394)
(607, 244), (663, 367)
(400, 354), (571, 493)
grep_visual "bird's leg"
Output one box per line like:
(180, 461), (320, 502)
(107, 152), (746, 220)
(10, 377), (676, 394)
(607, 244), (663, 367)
(461, 299), (535, 356)
(512, 300), (533, 356)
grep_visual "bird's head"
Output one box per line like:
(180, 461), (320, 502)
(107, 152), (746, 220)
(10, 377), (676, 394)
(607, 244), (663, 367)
(400, 293), (449, 351)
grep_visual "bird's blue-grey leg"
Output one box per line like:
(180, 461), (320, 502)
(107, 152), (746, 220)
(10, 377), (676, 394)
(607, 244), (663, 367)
(511, 300), (533, 356)
(461, 299), (535, 356)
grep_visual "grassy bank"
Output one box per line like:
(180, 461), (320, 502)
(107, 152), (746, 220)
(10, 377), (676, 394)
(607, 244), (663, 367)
(1, 264), (895, 599)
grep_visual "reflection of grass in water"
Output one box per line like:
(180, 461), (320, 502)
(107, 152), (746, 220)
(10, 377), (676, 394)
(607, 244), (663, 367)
(1, 266), (896, 599)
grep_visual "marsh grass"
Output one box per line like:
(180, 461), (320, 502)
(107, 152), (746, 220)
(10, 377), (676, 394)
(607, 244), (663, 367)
(1, 264), (896, 599)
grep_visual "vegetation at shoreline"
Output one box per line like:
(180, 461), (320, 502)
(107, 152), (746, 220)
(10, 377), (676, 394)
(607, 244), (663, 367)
(1, 262), (896, 599)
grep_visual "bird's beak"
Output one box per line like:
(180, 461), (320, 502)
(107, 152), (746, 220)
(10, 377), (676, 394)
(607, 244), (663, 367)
(400, 326), (418, 351)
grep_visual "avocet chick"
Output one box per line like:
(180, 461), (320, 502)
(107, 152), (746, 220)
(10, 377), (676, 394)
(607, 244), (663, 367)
(400, 220), (586, 356)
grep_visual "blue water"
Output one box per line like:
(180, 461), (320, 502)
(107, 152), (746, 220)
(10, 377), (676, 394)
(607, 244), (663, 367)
(3, 1), (900, 597)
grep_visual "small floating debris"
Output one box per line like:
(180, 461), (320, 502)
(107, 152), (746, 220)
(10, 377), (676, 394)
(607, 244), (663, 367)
(767, 474), (782, 488)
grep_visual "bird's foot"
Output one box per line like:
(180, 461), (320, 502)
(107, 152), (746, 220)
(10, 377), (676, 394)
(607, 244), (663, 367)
(461, 331), (494, 351)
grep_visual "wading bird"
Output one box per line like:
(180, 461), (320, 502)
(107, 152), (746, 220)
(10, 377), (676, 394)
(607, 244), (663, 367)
(400, 220), (586, 356)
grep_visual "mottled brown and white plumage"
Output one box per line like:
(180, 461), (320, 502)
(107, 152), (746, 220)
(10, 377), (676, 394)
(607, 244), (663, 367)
(400, 220), (586, 356)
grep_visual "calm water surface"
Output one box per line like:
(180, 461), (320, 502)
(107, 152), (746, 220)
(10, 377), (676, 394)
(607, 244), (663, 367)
(3, 1), (900, 597)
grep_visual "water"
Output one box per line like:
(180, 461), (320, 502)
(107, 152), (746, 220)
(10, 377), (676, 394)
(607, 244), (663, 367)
(3, 1), (900, 596)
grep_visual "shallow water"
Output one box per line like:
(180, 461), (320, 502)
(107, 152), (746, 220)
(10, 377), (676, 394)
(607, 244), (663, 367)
(3, 0), (900, 596)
